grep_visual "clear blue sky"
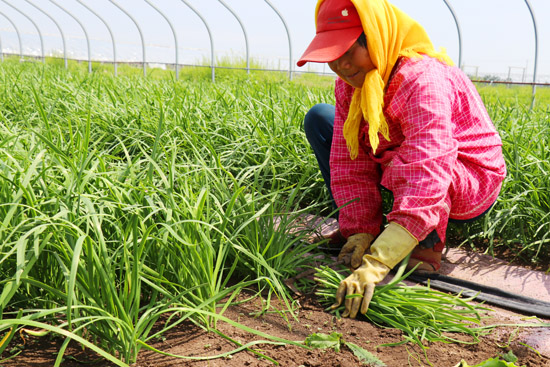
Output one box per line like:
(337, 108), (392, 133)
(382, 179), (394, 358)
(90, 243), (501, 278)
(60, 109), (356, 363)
(0, 0), (548, 82)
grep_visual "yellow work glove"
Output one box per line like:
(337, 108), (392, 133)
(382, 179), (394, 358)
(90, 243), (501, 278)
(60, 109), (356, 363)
(331, 222), (418, 318)
(337, 233), (375, 269)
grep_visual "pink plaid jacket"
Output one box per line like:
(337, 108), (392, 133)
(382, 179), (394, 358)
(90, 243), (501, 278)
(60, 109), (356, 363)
(330, 56), (506, 244)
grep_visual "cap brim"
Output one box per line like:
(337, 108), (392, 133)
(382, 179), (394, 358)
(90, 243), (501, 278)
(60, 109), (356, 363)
(297, 27), (363, 67)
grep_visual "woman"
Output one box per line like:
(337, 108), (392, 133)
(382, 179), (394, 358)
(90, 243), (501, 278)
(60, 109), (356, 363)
(297, 0), (506, 318)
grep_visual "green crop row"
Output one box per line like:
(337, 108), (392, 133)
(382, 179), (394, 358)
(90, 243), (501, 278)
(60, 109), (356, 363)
(0, 58), (548, 364)
(0, 59), (330, 364)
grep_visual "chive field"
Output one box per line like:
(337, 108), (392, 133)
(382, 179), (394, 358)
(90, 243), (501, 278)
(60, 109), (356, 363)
(0, 58), (549, 365)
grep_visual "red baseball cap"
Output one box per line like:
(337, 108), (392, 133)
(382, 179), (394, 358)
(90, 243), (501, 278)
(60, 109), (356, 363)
(297, 0), (363, 67)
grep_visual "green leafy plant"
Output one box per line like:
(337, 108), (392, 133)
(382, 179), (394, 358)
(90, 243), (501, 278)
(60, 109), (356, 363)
(305, 332), (386, 366)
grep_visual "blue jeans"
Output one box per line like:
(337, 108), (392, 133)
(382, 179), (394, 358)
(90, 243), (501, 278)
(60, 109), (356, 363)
(303, 103), (494, 248)
(304, 103), (337, 210)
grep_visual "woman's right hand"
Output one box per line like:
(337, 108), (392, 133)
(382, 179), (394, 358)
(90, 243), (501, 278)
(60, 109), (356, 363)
(337, 233), (375, 269)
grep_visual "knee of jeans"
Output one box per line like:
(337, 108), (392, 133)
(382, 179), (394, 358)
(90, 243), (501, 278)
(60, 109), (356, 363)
(303, 105), (321, 137)
(303, 103), (332, 139)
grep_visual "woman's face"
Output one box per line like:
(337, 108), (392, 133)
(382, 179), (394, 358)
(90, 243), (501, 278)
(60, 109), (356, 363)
(328, 41), (375, 89)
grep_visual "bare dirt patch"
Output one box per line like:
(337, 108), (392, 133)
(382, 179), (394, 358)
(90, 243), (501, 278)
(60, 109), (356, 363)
(2, 290), (549, 367)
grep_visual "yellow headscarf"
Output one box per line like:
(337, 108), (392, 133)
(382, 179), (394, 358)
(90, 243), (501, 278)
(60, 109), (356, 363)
(315, 0), (453, 158)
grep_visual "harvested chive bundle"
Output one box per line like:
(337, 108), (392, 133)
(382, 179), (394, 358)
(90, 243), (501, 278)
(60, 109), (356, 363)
(314, 265), (492, 350)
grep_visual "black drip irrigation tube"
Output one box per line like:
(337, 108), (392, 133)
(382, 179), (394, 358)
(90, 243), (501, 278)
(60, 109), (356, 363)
(407, 272), (550, 319)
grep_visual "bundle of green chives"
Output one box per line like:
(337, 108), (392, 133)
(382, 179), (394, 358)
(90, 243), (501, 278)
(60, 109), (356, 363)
(314, 265), (492, 350)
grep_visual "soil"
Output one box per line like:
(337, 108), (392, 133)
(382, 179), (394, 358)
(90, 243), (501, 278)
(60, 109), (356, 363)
(1, 239), (549, 367)
(2, 287), (549, 367)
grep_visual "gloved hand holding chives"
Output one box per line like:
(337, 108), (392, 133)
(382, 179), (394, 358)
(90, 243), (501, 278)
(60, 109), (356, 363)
(331, 222), (418, 318)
